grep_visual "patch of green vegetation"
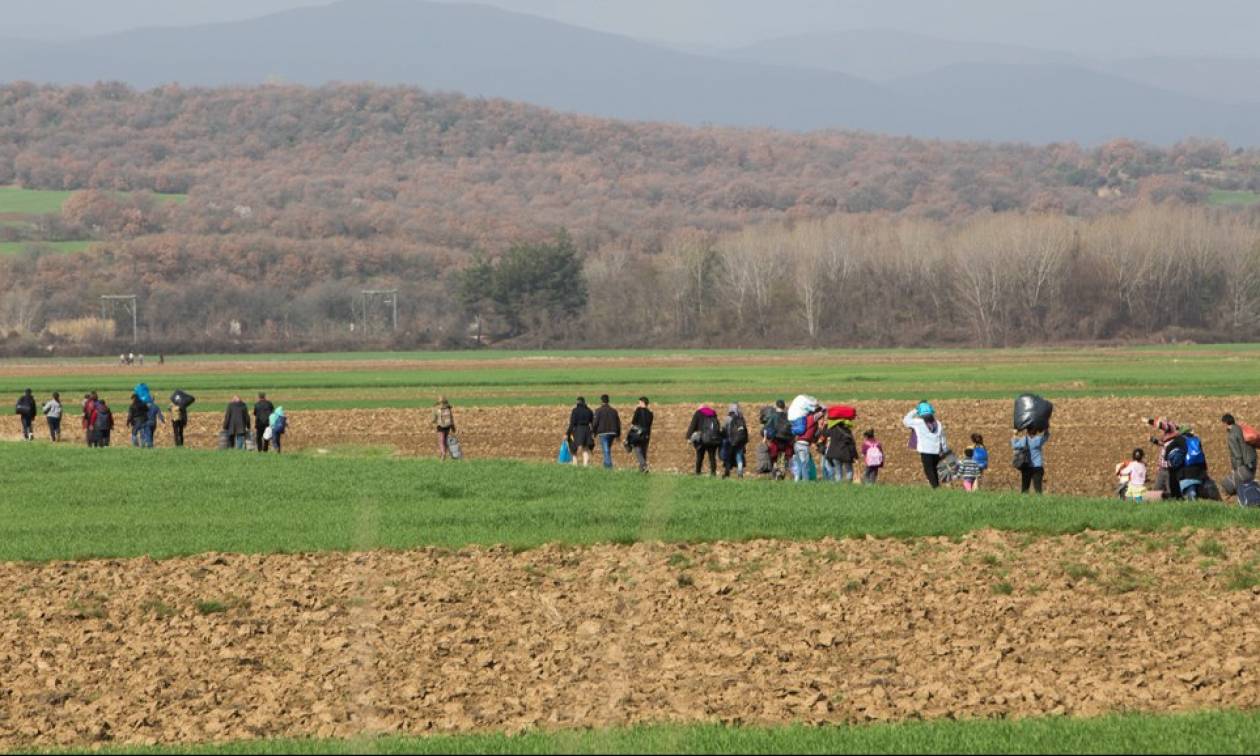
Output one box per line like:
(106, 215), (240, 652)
(1063, 562), (1098, 581)
(0, 185), (186, 215)
(195, 601), (228, 615)
(140, 599), (176, 619)
(2, 445), (1260, 563)
(1208, 189), (1260, 207)
(1225, 561), (1260, 591)
(1197, 538), (1227, 559)
(41, 709), (1260, 754)
(0, 240), (95, 256)
(992, 581), (1014, 595)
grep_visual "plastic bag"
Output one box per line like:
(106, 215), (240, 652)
(134, 383), (153, 404)
(558, 439), (573, 464)
(446, 434), (463, 460)
(1013, 394), (1054, 431)
(787, 395), (820, 422)
(170, 389), (196, 408)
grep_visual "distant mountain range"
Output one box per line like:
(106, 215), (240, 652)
(2, 0), (1258, 145)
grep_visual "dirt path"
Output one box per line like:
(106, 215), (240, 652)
(2, 529), (1258, 748)
(11, 397), (1260, 498)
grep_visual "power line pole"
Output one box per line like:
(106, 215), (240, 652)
(100, 295), (138, 345)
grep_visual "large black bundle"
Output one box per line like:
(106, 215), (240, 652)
(1014, 394), (1054, 431)
(171, 389), (196, 409)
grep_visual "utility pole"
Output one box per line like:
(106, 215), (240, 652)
(100, 295), (138, 345)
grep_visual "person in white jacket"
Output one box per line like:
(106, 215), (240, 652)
(903, 401), (947, 488)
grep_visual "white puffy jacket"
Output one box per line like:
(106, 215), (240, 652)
(903, 410), (947, 455)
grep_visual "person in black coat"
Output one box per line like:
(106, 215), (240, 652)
(566, 397), (595, 466)
(223, 395), (251, 450)
(253, 392), (275, 452)
(591, 394), (622, 469)
(126, 393), (147, 447)
(15, 388), (37, 441)
(627, 397), (654, 473)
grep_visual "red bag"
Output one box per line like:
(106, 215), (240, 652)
(827, 405), (857, 421)
(1242, 423), (1260, 449)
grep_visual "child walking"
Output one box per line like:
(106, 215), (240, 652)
(1119, 448), (1147, 502)
(861, 429), (884, 485)
(957, 447), (983, 492)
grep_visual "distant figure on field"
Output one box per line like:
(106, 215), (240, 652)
(141, 400), (164, 448)
(42, 392), (62, 442)
(566, 397), (595, 467)
(15, 388), (37, 441)
(137, 354), (144, 366)
(269, 406), (287, 453)
(223, 395), (251, 450)
(627, 397), (653, 473)
(127, 392), (147, 447)
(861, 429), (884, 485)
(686, 404), (722, 476)
(1223, 414), (1257, 483)
(254, 393), (275, 452)
(82, 393), (97, 446)
(723, 403), (749, 479)
(1012, 428), (1050, 494)
(434, 397), (456, 460)
(92, 398), (114, 447)
(591, 394), (622, 469)
(170, 396), (188, 448)
(903, 401), (947, 488)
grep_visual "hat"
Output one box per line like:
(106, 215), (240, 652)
(917, 401), (935, 417)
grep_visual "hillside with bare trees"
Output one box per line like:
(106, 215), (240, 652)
(1, 83), (1259, 353)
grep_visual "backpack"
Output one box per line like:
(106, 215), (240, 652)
(865, 444), (884, 468)
(1238, 480), (1260, 507)
(727, 416), (749, 447)
(789, 416), (808, 437)
(699, 414), (722, 447)
(973, 446), (989, 470)
(1185, 435), (1206, 467)
(1241, 423), (1260, 449)
(438, 406), (454, 429)
(94, 407), (113, 432)
(770, 414), (793, 444)
(754, 442), (773, 474)
(273, 414), (287, 433)
(15, 396), (33, 415)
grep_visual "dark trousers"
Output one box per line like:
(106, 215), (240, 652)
(19, 414), (34, 439)
(695, 445), (717, 476)
(47, 416), (61, 441)
(255, 425), (269, 452)
(920, 453), (941, 488)
(1165, 466), (1183, 499)
(633, 440), (650, 472)
(172, 420), (186, 447)
(1020, 466), (1045, 494)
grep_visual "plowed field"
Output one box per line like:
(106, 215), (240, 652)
(4, 530), (1259, 749)
(25, 396), (1260, 497)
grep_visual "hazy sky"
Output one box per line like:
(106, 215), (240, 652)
(4, 0), (1259, 58)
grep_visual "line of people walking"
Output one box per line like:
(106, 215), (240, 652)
(12, 386), (286, 453)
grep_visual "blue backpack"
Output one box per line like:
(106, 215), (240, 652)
(1185, 435), (1206, 467)
(272, 414), (287, 433)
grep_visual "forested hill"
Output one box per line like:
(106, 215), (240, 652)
(1, 83), (1259, 353)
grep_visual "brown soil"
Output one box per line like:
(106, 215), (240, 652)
(16, 397), (1260, 498)
(2, 530), (1259, 748)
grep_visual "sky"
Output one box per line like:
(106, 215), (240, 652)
(2, 0), (1259, 59)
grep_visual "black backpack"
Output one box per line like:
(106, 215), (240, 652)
(728, 416), (749, 446)
(700, 415), (722, 447)
(771, 414), (793, 444)
(15, 396), (33, 415)
(94, 407), (113, 432)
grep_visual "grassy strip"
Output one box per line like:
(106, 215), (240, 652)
(43, 710), (1260, 754)
(0, 240), (95, 256)
(7, 345), (1260, 407)
(2, 444), (1257, 562)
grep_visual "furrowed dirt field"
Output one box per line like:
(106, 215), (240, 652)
(20, 397), (1260, 497)
(3, 530), (1259, 748)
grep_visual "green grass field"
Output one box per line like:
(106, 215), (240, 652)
(1208, 189), (1260, 207)
(2, 444), (1257, 562)
(0, 185), (187, 215)
(0, 240), (95, 256)
(39, 710), (1260, 755)
(4, 344), (1260, 411)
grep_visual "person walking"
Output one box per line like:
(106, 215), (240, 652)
(627, 397), (654, 473)
(82, 393), (98, 447)
(591, 394), (622, 469)
(1223, 414), (1257, 484)
(687, 404), (723, 476)
(126, 392), (147, 447)
(822, 417), (858, 483)
(253, 393), (275, 452)
(170, 397), (188, 447)
(141, 400), (165, 448)
(433, 397), (456, 460)
(223, 395), (251, 450)
(1012, 428), (1051, 494)
(269, 406), (287, 453)
(903, 401), (947, 488)
(723, 403), (750, 479)
(92, 398), (114, 447)
(861, 429), (884, 485)
(42, 392), (62, 442)
(566, 397), (595, 467)
(15, 389), (37, 441)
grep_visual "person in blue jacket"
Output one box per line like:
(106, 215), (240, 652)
(1012, 428), (1050, 494)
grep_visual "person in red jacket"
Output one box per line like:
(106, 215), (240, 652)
(82, 392), (98, 447)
